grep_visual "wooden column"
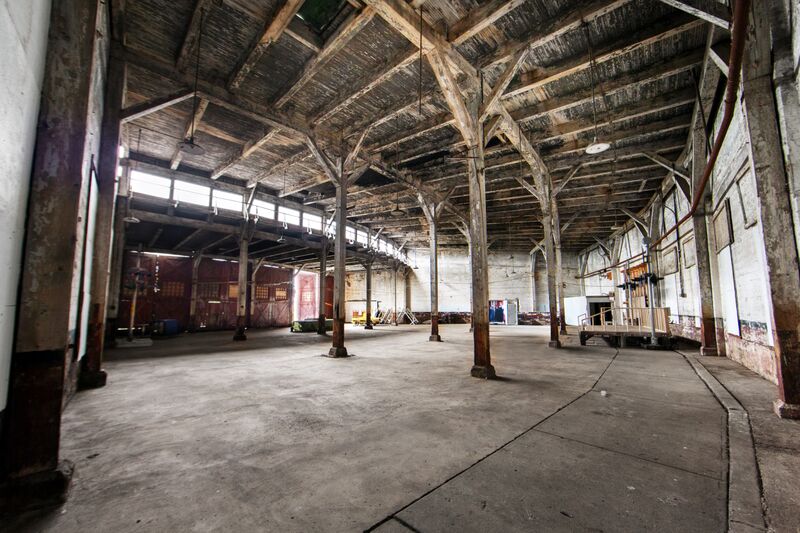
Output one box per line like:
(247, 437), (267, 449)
(428, 216), (441, 340)
(233, 235), (249, 341)
(542, 196), (561, 348)
(317, 236), (328, 334)
(188, 254), (202, 332)
(1, 0), (101, 501)
(467, 130), (495, 378)
(404, 265), (412, 314)
(419, 197), (442, 341)
(328, 178), (349, 357)
(742, 6), (800, 418)
(552, 196), (567, 335)
(392, 262), (399, 326)
(364, 260), (374, 329)
(691, 124), (719, 356)
(81, 57), (126, 389)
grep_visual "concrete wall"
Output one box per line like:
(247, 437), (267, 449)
(0, 0), (52, 411)
(345, 249), (581, 318)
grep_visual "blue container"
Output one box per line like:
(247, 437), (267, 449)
(161, 319), (179, 336)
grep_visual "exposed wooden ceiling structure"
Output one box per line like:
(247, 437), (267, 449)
(117, 0), (729, 255)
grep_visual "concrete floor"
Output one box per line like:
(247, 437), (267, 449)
(9, 324), (777, 532)
(697, 355), (800, 533)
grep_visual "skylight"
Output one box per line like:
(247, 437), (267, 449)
(295, 0), (347, 34)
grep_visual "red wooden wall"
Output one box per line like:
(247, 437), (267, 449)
(117, 252), (295, 333)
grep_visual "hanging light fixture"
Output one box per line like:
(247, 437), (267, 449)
(390, 192), (405, 217)
(584, 23), (609, 155)
(178, 9), (207, 156)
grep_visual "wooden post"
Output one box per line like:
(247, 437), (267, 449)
(392, 262), (399, 326)
(233, 235), (249, 341)
(742, 6), (800, 418)
(328, 177), (350, 357)
(317, 236), (328, 335)
(467, 129), (495, 378)
(1, 0), (101, 502)
(188, 254), (202, 332)
(404, 265), (412, 314)
(428, 215), (441, 340)
(543, 198), (561, 348)
(81, 57), (126, 389)
(419, 196), (442, 341)
(552, 195), (567, 335)
(105, 197), (127, 342)
(364, 260), (374, 329)
(691, 124), (719, 356)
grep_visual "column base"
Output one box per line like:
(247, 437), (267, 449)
(232, 329), (247, 341)
(470, 364), (497, 379)
(364, 324), (373, 330)
(78, 369), (107, 390)
(325, 346), (350, 358)
(548, 340), (562, 349)
(0, 460), (74, 513)
(700, 346), (719, 356)
(429, 334), (442, 342)
(773, 399), (800, 419)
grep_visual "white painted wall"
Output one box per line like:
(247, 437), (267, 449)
(346, 249), (581, 316)
(0, 0), (51, 410)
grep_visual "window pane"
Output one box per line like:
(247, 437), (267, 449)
(303, 212), (322, 231)
(356, 230), (368, 245)
(326, 220), (336, 238)
(130, 170), (171, 199)
(345, 226), (356, 242)
(174, 180), (210, 206)
(278, 206), (300, 226)
(251, 199), (275, 219)
(213, 190), (243, 211)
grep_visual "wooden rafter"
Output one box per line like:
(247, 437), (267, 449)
(656, 0), (730, 29)
(273, 7), (377, 108)
(228, 0), (306, 90)
(211, 129), (280, 179)
(170, 98), (209, 169)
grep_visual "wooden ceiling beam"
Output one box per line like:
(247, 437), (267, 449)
(448, 0), (527, 45)
(169, 98), (209, 170)
(120, 89), (194, 123)
(117, 45), (311, 135)
(176, 0), (219, 73)
(504, 17), (705, 99)
(228, 0), (306, 90)
(312, 48), (418, 125)
(211, 129), (281, 179)
(476, 0), (634, 70)
(656, 0), (730, 29)
(511, 48), (703, 124)
(273, 7), (377, 108)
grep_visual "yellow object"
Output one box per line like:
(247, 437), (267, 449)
(352, 311), (367, 326)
